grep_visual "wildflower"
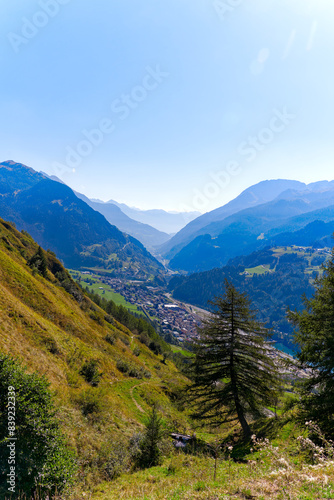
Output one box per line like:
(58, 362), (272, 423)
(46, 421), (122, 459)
(278, 458), (289, 468)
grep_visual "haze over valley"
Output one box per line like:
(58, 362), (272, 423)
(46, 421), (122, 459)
(2, 159), (334, 355)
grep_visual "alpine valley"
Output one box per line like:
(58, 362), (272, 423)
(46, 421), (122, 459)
(2, 161), (334, 354)
(2, 160), (334, 499)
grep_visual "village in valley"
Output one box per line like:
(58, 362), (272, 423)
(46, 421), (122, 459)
(71, 271), (205, 343)
(70, 271), (310, 380)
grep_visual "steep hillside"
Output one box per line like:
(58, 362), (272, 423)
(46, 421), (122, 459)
(270, 219), (334, 247)
(0, 219), (189, 489)
(1, 219), (333, 500)
(0, 161), (164, 280)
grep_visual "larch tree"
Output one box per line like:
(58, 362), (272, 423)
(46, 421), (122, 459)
(188, 280), (280, 438)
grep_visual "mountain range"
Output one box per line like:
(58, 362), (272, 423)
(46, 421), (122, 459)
(167, 244), (326, 351)
(2, 163), (334, 279)
(107, 199), (200, 234)
(0, 161), (164, 280)
(159, 180), (306, 258)
(74, 192), (171, 251)
(42, 173), (197, 250)
(161, 180), (334, 272)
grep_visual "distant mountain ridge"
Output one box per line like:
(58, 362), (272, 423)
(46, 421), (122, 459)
(108, 198), (200, 234)
(41, 173), (181, 249)
(0, 161), (164, 279)
(74, 192), (171, 251)
(165, 179), (334, 273)
(160, 179), (307, 258)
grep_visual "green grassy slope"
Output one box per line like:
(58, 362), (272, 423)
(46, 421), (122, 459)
(0, 219), (189, 487)
(2, 219), (334, 500)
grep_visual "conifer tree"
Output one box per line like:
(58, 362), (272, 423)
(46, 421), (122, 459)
(188, 281), (280, 438)
(28, 245), (48, 278)
(137, 405), (164, 468)
(289, 249), (334, 435)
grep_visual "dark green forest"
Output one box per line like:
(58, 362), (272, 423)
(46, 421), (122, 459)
(168, 247), (328, 350)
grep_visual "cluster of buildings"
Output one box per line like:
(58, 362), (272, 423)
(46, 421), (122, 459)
(102, 278), (203, 342)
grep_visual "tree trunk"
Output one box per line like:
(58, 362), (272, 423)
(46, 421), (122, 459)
(230, 294), (251, 439)
(235, 401), (251, 438)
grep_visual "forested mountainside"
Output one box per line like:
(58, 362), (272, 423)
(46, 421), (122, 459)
(168, 245), (329, 349)
(0, 161), (163, 280)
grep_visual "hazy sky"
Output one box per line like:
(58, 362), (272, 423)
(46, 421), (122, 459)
(1, 0), (334, 213)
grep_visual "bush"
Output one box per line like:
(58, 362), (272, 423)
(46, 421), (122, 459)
(99, 437), (131, 480)
(76, 388), (106, 420)
(119, 334), (130, 346)
(43, 337), (60, 355)
(149, 341), (162, 355)
(89, 311), (104, 325)
(80, 359), (102, 386)
(27, 246), (48, 278)
(66, 370), (81, 388)
(105, 333), (116, 345)
(116, 359), (141, 378)
(139, 333), (150, 346)
(0, 354), (76, 498)
(116, 360), (150, 379)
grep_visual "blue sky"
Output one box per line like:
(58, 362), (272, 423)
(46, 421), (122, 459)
(1, 0), (334, 212)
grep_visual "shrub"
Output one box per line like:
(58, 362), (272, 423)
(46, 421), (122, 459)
(116, 359), (141, 378)
(43, 337), (60, 355)
(133, 347), (141, 357)
(76, 388), (105, 419)
(99, 437), (131, 480)
(149, 341), (162, 355)
(139, 333), (150, 346)
(79, 360), (102, 386)
(66, 370), (81, 388)
(89, 311), (104, 325)
(120, 335), (130, 346)
(116, 360), (150, 379)
(116, 359), (130, 374)
(105, 333), (116, 345)
(27, 246), (48, 278)
(0, 354), (76, 498)
(143, 369), (152, 379)
(104, 314), (115, 325)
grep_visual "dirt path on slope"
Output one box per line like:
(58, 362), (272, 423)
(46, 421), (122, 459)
(130, 383), (146, 413)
